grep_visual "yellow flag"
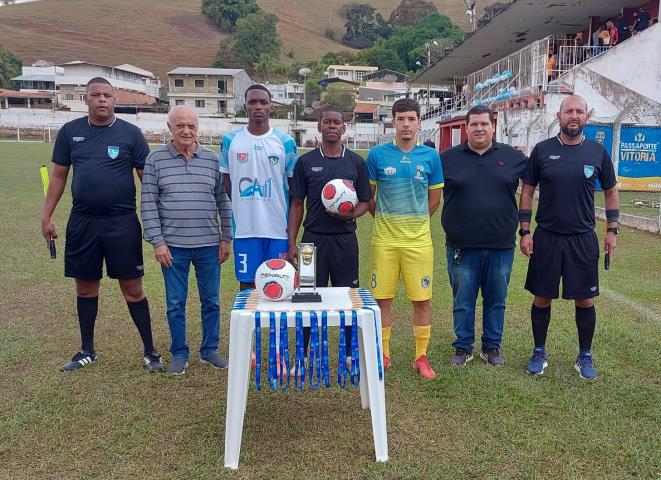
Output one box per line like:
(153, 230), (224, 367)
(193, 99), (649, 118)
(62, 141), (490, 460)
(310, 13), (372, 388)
(40, 165), (49, 197)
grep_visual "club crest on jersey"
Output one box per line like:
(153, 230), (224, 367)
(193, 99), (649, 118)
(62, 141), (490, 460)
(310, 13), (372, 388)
(237, 152), (249, 163)
(583, 165), (594, 178)
(107, 146), (119, 159)
(269, 155), (280, 165)
(384, 167), (396, 175)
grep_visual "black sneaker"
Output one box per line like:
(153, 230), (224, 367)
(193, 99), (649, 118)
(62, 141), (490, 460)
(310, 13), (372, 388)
(60, 351), (97, 372)
(450, 349), (473, 366)
(480, 349), (505, 367)
(144, 350), (164, 372)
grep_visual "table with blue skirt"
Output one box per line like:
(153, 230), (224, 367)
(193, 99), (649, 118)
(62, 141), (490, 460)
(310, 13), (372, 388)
(224, 287), (388, 469)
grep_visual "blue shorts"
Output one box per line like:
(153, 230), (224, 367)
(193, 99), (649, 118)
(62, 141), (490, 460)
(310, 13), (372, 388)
(233, 237), (289, 283)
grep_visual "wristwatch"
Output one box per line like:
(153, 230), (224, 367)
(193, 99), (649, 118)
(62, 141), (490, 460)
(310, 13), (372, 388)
(518, 228), (531, 237)
(607, 227), (619, 235)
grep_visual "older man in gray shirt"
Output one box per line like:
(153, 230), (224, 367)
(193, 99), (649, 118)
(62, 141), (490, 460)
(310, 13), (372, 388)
(142, 105), (232, 375)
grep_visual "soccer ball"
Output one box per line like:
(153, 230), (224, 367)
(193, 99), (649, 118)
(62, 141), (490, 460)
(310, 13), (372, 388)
(321, 179), (358, 214)
(254, 259), (297, 301)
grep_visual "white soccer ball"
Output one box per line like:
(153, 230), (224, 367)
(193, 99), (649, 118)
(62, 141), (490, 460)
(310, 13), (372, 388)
(321, 179), (358, 214)
(254, 259), (297, 301)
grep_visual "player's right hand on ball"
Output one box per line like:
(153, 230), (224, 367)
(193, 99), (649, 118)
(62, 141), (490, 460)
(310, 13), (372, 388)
(520, 234), (533, 257)
(41, 218), (57, 243)
(154, 244), (173, 268)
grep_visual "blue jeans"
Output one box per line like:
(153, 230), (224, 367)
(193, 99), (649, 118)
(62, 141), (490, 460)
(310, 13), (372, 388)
(446, 247), (514, 352)
(162, 245), (220, 360)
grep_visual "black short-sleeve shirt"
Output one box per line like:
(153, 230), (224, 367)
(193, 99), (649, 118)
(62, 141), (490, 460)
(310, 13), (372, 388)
(441, 141), (528, 249)
(290, 146), (372, 234)
(523, 135), (617, 234)
(52, 117), (150, 217)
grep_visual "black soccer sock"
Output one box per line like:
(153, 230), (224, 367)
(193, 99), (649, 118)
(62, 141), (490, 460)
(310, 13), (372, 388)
(575, 305), (596, 353)
(127, 298), (155, 354)
(303, 327), (310, 356)
(531, 304), (551, 349)
(77, 296), (98, 354)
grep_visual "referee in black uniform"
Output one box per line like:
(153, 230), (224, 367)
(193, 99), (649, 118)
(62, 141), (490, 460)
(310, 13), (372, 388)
(519, 95), (619, 379)
(288, 106), (371, 367)
(41, 77), (163, 372)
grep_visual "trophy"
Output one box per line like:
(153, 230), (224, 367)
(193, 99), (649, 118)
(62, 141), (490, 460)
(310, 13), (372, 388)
(292, 243), (322, 303)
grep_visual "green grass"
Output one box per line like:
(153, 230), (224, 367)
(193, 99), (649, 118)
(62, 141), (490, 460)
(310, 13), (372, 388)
(595, 191), (661, 219)
(1, 143), (660, 479)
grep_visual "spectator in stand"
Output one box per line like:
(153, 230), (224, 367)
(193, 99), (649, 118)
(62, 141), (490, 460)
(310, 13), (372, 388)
(632, 7), (651, 35)
(546, 51), (557, 83)
(575, 31), (587, 63)
(616, 13), (630, 43)
(607, 19), (619, 46)
(592, 24), (602, 56)
(598, 24), (611, 51)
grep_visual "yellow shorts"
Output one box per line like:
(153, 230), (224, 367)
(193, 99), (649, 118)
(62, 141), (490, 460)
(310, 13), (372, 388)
(370, 243), (434, 301)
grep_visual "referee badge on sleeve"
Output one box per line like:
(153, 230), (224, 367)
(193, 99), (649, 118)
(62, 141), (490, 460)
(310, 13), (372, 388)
(108, 146), (120, 159)
(583, 165), (594, 178)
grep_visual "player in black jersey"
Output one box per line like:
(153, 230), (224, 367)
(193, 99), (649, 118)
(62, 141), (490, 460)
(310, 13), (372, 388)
(518, 95), (619, 379)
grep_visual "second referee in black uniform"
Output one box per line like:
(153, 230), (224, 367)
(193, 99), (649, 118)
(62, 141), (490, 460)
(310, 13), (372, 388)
(519, 95), (619, 380)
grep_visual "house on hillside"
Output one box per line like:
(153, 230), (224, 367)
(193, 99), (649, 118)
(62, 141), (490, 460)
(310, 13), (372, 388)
(167, 67), (252, 117)
(265, 82), (303, 106)
(12, 60), (164, 112)
(324, 65), (378, 83)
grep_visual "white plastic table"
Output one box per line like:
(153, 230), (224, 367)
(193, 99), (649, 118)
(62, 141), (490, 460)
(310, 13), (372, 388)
(224, 287), (388, 469)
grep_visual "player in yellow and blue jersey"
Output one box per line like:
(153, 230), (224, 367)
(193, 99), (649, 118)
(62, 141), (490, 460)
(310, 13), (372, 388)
(366, 98), (444, 380)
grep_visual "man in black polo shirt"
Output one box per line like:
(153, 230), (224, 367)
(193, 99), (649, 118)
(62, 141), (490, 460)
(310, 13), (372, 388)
(41, 77), (163, 373)
(441, 105), (527, 367)
(288, 106), (371, 367)
(519, 95), (619, 380)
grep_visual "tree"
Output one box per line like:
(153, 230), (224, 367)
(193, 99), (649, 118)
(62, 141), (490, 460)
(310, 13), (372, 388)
(323, 89), (355, 112)
(202, 0), (261, 33)
(213, 38), (238, 68)
(342, 3), (391, 49)
(389, 0), (437, 26)
(232, 13), (281, 68)
(0, 44), (21, 89)
(354, 41), (407, 72)
(253, 53), (275, 81)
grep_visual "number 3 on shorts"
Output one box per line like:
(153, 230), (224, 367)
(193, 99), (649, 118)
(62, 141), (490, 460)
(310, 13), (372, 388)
(238, 253), (248, 274)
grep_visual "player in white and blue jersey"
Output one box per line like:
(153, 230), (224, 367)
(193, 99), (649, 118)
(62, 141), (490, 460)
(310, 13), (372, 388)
(220, 85), (298, 291)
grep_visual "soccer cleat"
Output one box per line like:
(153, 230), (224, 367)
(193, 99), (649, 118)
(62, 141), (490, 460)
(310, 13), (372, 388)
(450, 349), (473, 366)
(575, 352), (598, 380)
(526, 347), (548, 375)
(200, 352), (228, 369)
(412, 355), (437, 380)
(168, 357), (189, 375)
(383, 354), (392, 369)
(144, 350), (164, 372)
(60, 350), (97, 372)
(480, 349), (505, 367)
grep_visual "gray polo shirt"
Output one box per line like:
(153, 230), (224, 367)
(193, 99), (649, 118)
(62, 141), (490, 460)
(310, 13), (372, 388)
(141, 142), (232, 248)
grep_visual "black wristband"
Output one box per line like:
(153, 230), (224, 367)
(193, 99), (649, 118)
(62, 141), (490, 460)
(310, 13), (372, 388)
(518, 209), (532, 223)
(605, 209), (619, 223)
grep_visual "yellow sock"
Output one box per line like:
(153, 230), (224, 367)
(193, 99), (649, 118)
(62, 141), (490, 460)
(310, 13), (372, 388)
(381, 326), (392, 358)
(413, 325), (431, 360)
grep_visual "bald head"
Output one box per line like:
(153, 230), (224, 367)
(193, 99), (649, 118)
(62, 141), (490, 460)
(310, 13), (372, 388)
(559, 95), (588, 113)
(168, 105), (199, 154)
(168, 104), (198, 126)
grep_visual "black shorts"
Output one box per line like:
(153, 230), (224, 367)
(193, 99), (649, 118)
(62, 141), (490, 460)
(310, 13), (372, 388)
(65, 212), (144, 280)
(301, 231), (359, 288)
(525, 228), (599, 300)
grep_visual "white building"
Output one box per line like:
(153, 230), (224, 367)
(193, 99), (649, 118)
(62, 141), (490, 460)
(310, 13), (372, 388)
(266, 82), (303, 105)
(325, 65), (379, 83)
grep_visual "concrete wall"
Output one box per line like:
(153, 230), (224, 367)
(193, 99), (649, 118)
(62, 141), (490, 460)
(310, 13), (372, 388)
(0, 108), (330, 145)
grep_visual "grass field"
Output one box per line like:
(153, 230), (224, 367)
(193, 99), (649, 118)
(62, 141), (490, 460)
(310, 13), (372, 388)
(1, 142), (660, 479)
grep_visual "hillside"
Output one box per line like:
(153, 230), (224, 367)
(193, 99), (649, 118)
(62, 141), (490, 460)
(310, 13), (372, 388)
(0, 0), (472, 79)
